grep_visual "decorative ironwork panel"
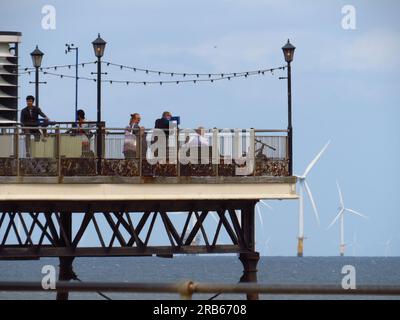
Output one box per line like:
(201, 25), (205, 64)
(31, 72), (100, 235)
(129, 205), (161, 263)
(61, 158), (97, 176)
(255, 158), (289, 176)
(20, 158), (57, 176)
(141, 161), (177, 177)
(180, 164), (215, 176)
(0, 158), (17, 176)
(101, 159), (140, 177)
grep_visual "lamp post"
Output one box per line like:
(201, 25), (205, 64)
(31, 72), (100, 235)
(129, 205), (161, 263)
(281, 39), (296, 176)
(65, 43), (79, 121)
(92, 34), (106, 174)
(30, 45), (44, 108)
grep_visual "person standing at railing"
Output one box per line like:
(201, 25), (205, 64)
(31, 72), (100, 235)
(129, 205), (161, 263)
(185, 127), (210, 147)
(123, 113), (145, 159)
(154, 111), (172, 135)
(20, 95), (50, 157)
(75, 109), (94, 157)
(153, 111), (173, 161)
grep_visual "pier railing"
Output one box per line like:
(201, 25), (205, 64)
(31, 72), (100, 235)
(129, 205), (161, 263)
(0, 123), (290, 178)
(0, 281), (399, 300)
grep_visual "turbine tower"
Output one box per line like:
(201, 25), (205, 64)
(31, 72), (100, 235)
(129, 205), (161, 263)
(294, 141), (330, 257)
(348, 232), (361, 256)
(264, 236), (272, 256)
(382, 239), (393, 257)
(328, 181), (368, 256)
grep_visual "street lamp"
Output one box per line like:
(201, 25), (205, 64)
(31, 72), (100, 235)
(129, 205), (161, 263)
(65, 43), (79, 121)
(92, 33), (106, 174)
(282, 39), (295, 176)
(30, 45), (44, 108)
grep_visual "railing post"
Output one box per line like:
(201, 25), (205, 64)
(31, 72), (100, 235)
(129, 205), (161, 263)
(14, 126), (20, 177)
(138, 128), (142, 177)
(252, 128), (256, 176)
(213, 128), (219, 177)
(176, 128), (180, 177)
(55, 126), (61, 179)
(96, 121), (105, 175)
(288, 127), (293, 176)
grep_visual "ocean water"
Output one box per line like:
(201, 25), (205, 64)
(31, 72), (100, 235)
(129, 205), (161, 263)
(0, 256), (399, 300)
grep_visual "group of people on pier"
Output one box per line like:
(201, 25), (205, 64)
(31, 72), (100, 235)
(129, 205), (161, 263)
(20, 95), (210, 159)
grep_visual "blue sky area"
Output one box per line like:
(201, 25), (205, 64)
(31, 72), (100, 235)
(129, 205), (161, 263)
(1, 0), (399, 256)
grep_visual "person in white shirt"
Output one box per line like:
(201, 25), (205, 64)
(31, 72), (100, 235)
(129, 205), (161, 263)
(186, 127), (209, 147)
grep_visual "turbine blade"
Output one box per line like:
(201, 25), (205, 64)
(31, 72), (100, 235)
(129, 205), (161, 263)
(302, 140), (331, 177)
(256, 205), (264, 228)
(345, 208), (368, 219)
(327, 208), (344, 229)
(304, 181), (320, 227)
(260, 200), (273, 211)
(336, 180), (344, 207)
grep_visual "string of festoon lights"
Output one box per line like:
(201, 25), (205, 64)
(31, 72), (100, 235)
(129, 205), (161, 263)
(101, 60), (284, 78)
(20, 61), (286, 85)
(18, 61), (97, 72)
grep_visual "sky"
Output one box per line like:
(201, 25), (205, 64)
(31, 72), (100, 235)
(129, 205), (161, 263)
(1, 0), (399, 256)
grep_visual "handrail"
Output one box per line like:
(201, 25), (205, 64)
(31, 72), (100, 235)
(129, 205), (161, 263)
(0, 125), (288, 131)
(0, 281), (399, 299)
(0, 125), (290, 178)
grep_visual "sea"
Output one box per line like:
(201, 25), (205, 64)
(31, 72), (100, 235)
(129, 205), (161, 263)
(0, 256), (399, 300)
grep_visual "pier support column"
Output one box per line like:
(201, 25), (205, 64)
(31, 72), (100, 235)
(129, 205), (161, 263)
(56, 212), (75, 300)
(239, 201), (260, 300)
(239, 252), (260, 300)
(57, 257), (76, 300)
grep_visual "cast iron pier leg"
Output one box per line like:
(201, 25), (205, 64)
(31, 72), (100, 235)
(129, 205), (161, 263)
(239, 201), (260, 300)
(56, 212), (75, 300)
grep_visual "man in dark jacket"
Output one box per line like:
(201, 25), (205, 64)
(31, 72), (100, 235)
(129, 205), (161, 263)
(154, 111), (172, 133)
(20, 95), (49, 157)
(20, 95), (48, 126)
(152, 111), (172, 162)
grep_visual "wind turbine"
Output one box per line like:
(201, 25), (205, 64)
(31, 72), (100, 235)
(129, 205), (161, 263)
(382, 239), (393, 257)
(264, 236), (272, 256)
(348, 232), (361, 256)
(255, 200), (273, 255)
(294, 141), (330, 257)
(328, 181), (368, 256)
(255, 200), (273, 230)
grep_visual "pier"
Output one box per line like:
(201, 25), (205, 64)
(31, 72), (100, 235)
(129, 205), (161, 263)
(0, 124), (297, 300)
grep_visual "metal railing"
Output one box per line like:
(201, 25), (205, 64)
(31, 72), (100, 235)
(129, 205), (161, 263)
(0, 281), (399, 299)
(0, 123), (290, 178)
